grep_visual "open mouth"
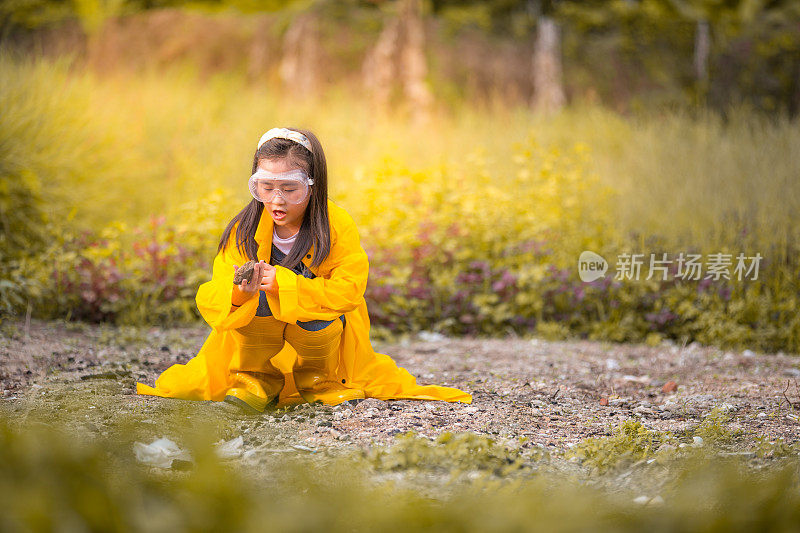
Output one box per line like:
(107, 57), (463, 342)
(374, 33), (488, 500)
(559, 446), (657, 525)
(272, 209), (287, 220)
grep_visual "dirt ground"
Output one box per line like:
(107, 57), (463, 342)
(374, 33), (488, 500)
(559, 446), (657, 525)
(2, 318), (800, 452)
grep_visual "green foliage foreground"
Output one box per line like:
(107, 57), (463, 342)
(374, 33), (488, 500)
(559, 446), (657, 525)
(1, 413), (800, 532)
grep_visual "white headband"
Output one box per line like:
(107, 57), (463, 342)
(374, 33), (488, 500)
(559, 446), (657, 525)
(257, 127), (313, 153)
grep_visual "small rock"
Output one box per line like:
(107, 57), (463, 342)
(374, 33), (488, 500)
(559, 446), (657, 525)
(233, 260), (257, 285)
(662, 381), (678, 393)
(623, 375), (650, 384)
(333, 409), (353, 421)
(687, 394), (715, 405)
(692, 436), (704, 447)
(355, 398), (389, 412)
(662, 400), (681, 412)
(418, 331), (447, 342)
(214, 437), (244, 459)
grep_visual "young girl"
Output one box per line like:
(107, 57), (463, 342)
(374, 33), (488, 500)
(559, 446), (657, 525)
(136, 127), (472, 411)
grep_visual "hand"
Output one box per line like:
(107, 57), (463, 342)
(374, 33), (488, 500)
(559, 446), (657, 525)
(259, 263), (279, 295)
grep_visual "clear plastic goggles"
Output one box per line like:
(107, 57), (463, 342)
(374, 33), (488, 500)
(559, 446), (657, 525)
(248, 168), (314, 204)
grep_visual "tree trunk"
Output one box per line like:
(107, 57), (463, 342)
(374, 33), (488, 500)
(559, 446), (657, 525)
(362, 14), (402, 112)
(531, 15), (566, 114)
(694, 19), (710, 83)
(399, 0), (433, 123)
(247, 15), (277, 82)
(279, 13), (320, 98)
(362, 0), (433, 121)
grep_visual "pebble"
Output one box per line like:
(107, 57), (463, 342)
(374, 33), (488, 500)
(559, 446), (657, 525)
(355, 398), (389, 411)
(661, 381), (678, 393)
(689, 394), (715, 403)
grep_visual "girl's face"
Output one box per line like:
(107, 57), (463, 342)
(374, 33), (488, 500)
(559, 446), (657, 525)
(257, 157), (311, 237)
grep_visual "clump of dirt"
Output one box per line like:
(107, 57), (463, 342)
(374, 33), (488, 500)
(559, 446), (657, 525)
(233, 260), (257, 285)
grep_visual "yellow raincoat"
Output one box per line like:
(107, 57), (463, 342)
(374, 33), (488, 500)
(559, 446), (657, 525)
(136, 200), (472, 407)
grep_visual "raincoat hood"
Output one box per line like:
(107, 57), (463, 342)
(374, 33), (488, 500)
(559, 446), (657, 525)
(137, 199), (472, 407)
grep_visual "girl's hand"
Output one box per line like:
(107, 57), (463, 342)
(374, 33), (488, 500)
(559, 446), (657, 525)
(260, 263), (279, 295)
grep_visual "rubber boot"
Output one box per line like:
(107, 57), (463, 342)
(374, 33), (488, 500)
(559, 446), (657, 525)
(286, 321), (365, 406)
(224, 369), (284, 414)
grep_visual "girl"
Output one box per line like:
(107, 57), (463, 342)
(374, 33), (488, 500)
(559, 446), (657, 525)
(137, 127), (472, 411)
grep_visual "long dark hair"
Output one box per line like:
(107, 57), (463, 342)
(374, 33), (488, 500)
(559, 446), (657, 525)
(217, 127), (331, 269)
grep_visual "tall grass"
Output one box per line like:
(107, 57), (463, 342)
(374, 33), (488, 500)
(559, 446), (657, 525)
(4, 50), (797, 258)
(2, 51), (799, 349)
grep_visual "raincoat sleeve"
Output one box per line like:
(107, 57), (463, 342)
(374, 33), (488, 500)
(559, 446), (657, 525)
(266, 213), (368, 324)
(195, 234), (260, 332)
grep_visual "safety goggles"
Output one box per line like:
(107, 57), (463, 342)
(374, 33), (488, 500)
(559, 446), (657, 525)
(248, 168), (314, 204)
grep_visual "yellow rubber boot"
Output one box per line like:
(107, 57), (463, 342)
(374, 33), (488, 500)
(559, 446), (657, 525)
(285, 321), (365, 406)
(224, 370), (284, 414)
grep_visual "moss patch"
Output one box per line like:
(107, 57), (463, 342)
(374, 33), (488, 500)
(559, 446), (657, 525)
(567, 419), (674, 473)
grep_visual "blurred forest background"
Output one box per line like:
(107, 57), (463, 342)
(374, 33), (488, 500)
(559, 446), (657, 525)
(2, 0), (799, 351)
